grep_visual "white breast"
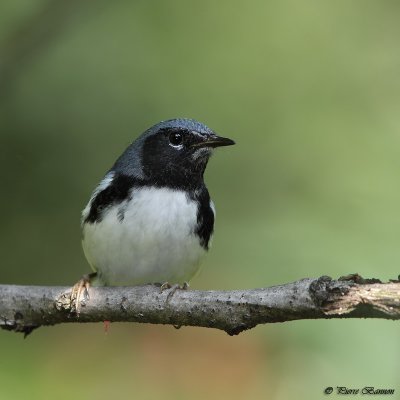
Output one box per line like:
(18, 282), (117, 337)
(82, 187), (208, 286)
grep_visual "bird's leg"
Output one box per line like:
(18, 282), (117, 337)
(163, 282), (189, 329)
(159, 282), (172, 293)
(69, 272), (97, 315)
(166, 281), (189, 303)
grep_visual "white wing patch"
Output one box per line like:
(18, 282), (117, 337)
(210, 200), (216, 218)
(81, 172), (115, 225)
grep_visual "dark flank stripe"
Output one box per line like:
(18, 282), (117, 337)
(190, 186), (214, 250)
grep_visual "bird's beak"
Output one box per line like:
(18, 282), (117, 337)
(192, 134), (235, 149)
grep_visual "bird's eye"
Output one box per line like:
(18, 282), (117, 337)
(169, 132), (183, 146)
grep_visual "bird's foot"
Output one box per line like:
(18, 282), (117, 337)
(157, 282), (189, 329)
(159, 282), (172, 293)
(158, 281), (189, 293)
(56, 272), (97, 315)
(171, 282), (189, 329)
(164, 282), (189, 303)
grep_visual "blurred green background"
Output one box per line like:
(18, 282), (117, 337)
(1, 0), (399, 399)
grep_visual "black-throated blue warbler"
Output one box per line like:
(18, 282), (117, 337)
(72, 118), (234, 310)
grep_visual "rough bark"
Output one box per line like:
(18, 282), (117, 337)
(0, 275), (399, 337)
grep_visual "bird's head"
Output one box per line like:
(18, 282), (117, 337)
(114, 118), (235, 189)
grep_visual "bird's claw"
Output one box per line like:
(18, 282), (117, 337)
(157, 282), (189, 329)
(56, 272), (97, 315)
(70, 276), (91, 314)
(159, 282), (172, 293)
(164, 282), (189, 303)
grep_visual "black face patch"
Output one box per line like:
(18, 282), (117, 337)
(85, 174), (141, 224)
(141, 127), (211, 191)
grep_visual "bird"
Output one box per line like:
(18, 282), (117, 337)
(70, 118), (235, 312)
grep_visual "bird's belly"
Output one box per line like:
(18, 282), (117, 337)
(82, 188), (207, 285)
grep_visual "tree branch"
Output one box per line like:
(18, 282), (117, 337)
(1, 275), (399, 337)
